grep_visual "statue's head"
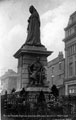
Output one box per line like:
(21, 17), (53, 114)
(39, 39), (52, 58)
(29, 5), (36, 14)
(36, 56), (40, 62)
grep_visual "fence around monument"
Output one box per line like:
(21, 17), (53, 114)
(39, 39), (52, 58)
(1, 91), (76, 120)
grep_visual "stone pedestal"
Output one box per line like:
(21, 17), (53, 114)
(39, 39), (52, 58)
(26, 86), (50, 92)
(14, 45), (52, 90)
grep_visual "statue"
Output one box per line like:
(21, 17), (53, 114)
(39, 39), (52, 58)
(28, 57), (46, 86)
(25, 5), (42, 46)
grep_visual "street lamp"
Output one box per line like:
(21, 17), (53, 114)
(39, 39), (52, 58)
(51, 75), (54, 86)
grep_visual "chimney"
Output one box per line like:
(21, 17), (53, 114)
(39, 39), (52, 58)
(58, 52), (63, 60)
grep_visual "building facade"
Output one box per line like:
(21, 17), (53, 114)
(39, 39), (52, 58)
(63, 11), (76, 95)
(0, 69), (18, 94)
(48, 52), (65, 95)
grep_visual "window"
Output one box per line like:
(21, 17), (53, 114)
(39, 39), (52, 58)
(69, 89), (74, 94)
(71, 46), (72, 55)
(69, 47), (71, 56)
(68, 45), (76, 56)
(68, 47), (70, 56)
(75, 61), (76, 75)
(72, 45), (74, 54)
(74, 44), (75, 53)
(52, 66), (54, 73)
(68, 19), (72, 25)
(75, 44), (76, 52)
(59, 74), (61, 79)
(69, 62), (73, 76)
(74, 26), (76, 32)
(59, 62), (61, 70)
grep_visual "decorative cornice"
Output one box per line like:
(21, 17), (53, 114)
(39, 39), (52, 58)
(64, 76), (76, 82)
(63, 33), (76, 42)
(14, 45), (53, 58)
(64, 21), (76, 31)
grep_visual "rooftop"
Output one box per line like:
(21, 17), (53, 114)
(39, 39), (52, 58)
(0, 69), (18, 80)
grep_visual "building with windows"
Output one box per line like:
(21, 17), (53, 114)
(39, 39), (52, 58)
(0, 69), (18, 94)
(63, 11), (76, 95)
(48, 52), (65, 95)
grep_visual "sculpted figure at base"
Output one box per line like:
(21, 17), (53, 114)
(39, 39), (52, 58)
(28, 57), (46, 86)
(25, 5), (42, 46)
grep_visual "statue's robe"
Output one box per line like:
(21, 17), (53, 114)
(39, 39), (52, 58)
(25, 11), (41, 46)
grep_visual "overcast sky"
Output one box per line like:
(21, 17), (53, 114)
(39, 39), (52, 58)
(0, 0), (76, 75)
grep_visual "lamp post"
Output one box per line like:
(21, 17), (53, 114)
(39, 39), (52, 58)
(51, 75), (54, 86)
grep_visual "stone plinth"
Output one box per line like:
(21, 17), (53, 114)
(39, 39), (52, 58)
(14, 45), (52, 90)
(26, 86), (50, 92)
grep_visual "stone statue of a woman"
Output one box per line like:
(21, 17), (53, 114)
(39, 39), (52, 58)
(25, 5), (42, 46)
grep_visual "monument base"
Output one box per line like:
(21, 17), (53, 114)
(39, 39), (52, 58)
(26, 86), (50, 92)
(14, 45), (52, 90)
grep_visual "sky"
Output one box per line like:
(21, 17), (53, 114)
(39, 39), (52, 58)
(0, 0), (76, 76)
